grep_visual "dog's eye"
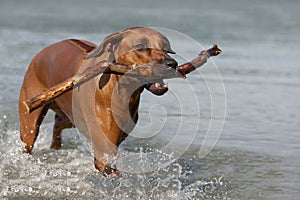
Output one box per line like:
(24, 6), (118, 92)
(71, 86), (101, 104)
(134, 43), (147, 51)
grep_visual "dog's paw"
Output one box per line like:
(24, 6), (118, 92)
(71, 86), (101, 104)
(103, 165), (120, 178)
(94, 158), (120, 178)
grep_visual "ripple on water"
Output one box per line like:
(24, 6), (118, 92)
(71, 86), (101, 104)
(0, 119), (297, 199)
(0, 124), (225, 199)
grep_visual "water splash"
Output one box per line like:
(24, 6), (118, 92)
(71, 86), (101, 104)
(0, 120), (228, 199)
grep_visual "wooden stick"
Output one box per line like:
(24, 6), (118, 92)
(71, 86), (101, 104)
(23, 44), (221, 114)
(23, 61), (131, 114)
(123, 44), (222, 80)
(175, 44), (222, 77)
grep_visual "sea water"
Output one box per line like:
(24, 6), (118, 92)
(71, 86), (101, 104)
(1, 0), (299, 199)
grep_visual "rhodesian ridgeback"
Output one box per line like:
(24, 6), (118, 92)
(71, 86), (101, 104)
(19, 27), (179, 176)
(19, 27), (222, 177)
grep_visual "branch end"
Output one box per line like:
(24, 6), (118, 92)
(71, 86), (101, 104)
(23, 101), (31, 114)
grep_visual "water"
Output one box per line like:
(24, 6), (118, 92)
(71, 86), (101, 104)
(1, 0), (300, 199)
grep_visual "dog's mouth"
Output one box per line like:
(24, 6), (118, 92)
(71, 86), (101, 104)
(125, 62), (176, 96)
(144, 79), (168, 96)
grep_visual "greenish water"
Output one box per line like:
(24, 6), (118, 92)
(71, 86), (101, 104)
(0, 0), (299, 199)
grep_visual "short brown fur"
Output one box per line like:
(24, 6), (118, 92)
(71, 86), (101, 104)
(19, 27), (178, 177)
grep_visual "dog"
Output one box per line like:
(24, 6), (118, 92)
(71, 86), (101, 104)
(19, 27), (178, 176)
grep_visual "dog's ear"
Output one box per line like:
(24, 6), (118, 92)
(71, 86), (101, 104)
(85, 32), (123, 61)
(85, 32), (123, 90)
(98, 74), (111, 90)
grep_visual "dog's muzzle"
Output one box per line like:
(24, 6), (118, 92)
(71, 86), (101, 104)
(144, 58), (178, 96)
(144, 80), (168, 96)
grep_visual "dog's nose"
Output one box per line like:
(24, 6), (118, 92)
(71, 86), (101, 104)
(164, 59), (178, 69)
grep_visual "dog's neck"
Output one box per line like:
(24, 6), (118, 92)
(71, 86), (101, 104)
(109, 75), (144, 133)
(81, 51), (145, 133)
(112, 75), (144, 114)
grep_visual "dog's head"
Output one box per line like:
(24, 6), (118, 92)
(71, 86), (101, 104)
(86, 27), (178, 96)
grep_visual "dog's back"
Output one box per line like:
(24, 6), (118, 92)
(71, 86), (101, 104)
(19, 39), (95, 152)
(31, 39), (95, 87)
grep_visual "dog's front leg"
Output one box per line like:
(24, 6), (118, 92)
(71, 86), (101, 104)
(90, 109), (123, 177)
(92, 138), (120, 177)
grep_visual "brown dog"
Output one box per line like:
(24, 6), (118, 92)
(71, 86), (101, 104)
(19, 27), (178, 176)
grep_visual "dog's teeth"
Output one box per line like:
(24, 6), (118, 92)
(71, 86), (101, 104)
(132, 64), (137, 68)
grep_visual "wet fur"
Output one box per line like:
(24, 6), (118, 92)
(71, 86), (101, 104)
(19, 27), (177, 176)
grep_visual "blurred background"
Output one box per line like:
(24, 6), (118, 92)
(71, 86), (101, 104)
(0, 0), (299, 199)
